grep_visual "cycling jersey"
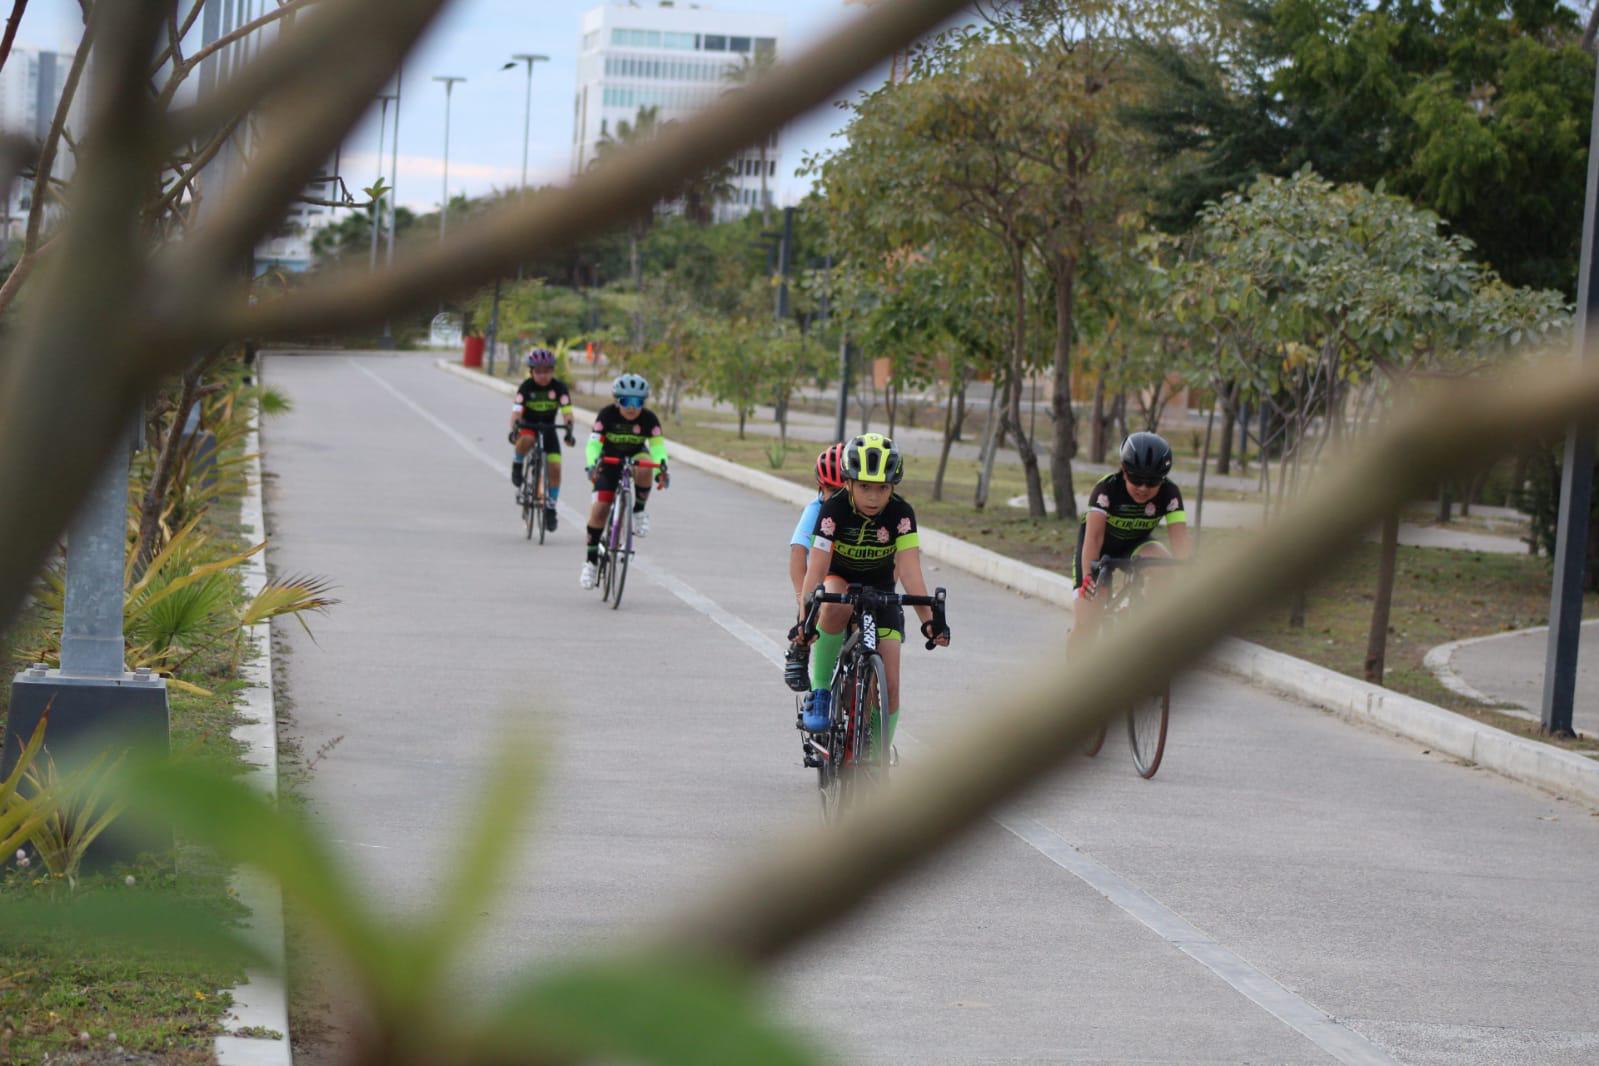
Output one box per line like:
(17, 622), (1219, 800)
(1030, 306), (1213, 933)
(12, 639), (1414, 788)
(585, 404), (668, 467)
(514, 377), (573, 426)
(811, 491), (920, 591)
(1073, 471), (1186, 585)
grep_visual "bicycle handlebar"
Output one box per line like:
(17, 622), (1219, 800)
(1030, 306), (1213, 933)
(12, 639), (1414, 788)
(598, 456), (661, 469)
(802, 585), (948, 650)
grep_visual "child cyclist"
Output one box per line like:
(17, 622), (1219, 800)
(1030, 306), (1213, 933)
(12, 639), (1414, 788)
(795, 433), (950, 751)
(508, 347), (576, 530)
(783, 443), (846, 691)
(1069, 431), (1192, 651)
(580, 373), (669, 589)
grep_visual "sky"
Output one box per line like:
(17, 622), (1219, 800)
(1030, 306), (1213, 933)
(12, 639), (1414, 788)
(20, 0), (894, 214)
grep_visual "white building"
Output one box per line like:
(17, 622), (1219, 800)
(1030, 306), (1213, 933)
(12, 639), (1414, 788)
(0, 45), (90, 243)
(573, 3), (785, 220)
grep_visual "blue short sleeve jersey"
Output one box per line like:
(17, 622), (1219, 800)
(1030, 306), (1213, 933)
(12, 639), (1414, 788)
(792, 498), (823, 549)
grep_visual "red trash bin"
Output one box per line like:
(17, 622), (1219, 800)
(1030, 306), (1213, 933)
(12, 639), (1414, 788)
(463, 335), (485, 368)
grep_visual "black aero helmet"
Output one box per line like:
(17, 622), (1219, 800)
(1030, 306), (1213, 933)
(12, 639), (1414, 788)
(842, 432), (904, 484)
(1120, 431), (1173, 484)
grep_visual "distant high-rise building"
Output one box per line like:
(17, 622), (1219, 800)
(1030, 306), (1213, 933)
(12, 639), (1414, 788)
(0, 45), (90, 241)
(573, 3), (786, 221)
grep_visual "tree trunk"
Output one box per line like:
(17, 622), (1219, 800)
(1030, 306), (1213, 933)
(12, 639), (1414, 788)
(1216, 382), (1236, 476)
(1048, 256), (1079, 522)
(737, 409), (747, 439)
(1196, 399), (1216, 531)
(629, 228), (643, 347)
(134, 360), (206, 571)
(1007, 244), (1046, 517)
(886, 379), (898, 439)
(934, 379), (958, 501)
(1364, 511), (1401, 684)
(974, 365), (1004, 510)
(1288, 588), (1306, 629)
(1437, 481), (1452, 523)
(952, 376), (968, 441)
(1112, 391), (1127, 449)
(1090, 372), (1107, 462)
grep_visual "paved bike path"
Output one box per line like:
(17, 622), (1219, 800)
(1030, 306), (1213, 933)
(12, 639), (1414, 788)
(264, 352), (1599, 1064)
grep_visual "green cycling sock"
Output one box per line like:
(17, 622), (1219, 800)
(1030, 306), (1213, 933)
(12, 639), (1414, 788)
(810, 628), (844, 691)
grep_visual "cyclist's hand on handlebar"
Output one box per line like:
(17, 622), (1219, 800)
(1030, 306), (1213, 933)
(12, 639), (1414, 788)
(655, 465), (670, 490)
(507, 428), (520, 445)
(564, 427), (576, 446)
(585, 464), (597, 482)
(921, 619), (951, 649)
(1080, 572), (1098, 600)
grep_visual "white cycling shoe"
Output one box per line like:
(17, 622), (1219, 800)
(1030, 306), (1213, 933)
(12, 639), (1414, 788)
(579, 561), (597, 589)
(631, 510), (650, 537)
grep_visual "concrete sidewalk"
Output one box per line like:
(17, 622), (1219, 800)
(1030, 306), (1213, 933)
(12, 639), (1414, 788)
(1427, 621), (1599, 737)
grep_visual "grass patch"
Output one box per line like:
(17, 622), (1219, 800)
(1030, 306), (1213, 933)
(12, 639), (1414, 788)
(651, 404), (1595, 752)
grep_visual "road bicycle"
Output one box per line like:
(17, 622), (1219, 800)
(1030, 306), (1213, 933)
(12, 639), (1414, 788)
(798, 584), (947, 822)
(591, 454), (660, 611)
(516, 429), (550, 544)
(1081, 554), (1176, 779)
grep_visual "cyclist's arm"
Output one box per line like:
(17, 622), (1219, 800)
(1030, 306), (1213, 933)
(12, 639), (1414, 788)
(1167, 520), (1192, 560)
(789, 546), (808, 606)
(585, 428), (603, 468)
(1081, 511), (1108, 576)
(510, 399), (524, 429)
(646, 434), (668, 466)
(895, 547), (936, 630)
(800, 541), (832, 622)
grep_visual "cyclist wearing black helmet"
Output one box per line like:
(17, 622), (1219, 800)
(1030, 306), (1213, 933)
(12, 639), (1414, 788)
(508, 347), (575, 530)
(1071, 431), (1191, 646)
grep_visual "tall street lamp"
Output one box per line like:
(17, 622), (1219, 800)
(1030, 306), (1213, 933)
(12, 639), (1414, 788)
(508, 53), (549, 193)
(368, 92), (395, 274)
(433, 75), (465, 244)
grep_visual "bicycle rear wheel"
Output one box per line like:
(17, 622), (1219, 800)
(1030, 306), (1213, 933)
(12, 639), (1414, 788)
(1128, 685), (1170, 779)
(825, 667), (856, 822)
(1083, 721), (1108, 757)
(859, 653), (891, 785)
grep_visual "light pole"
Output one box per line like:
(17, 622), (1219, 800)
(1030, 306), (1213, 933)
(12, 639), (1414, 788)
(433, 75), (465, 244)
(368, 93), (395, 275)
(509, 53), (549, 193)
(381, 66), (402, 348)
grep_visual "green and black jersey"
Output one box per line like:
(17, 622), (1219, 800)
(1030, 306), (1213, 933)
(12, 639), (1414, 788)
(513, 376), (573, 426)
(585, 403), (668, 467)
(811, 490), (920, 591)
(1073, 472), (1186, 585)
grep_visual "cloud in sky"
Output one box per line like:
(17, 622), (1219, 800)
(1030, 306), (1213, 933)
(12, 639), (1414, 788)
(341, 151), (557, 200)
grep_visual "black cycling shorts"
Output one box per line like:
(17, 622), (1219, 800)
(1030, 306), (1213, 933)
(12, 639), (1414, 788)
(517, 423), (563, 459)
(591, 453), (650, 495)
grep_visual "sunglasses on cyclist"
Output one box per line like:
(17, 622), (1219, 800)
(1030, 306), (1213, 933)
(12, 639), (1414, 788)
(617, 399), (643, 411)
(1125, 474), (1163, 488)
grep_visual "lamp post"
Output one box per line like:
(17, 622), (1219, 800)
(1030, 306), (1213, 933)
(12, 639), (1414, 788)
(433, 75), (465, 244)
(508, 53), (548, 283)
(368, 93), (395, 275)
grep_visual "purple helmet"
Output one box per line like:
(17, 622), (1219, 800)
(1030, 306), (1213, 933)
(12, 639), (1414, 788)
(525, 347), (556, 370)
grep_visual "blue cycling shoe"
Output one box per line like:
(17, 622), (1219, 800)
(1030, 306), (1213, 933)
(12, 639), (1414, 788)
(800, 689), (832, 733)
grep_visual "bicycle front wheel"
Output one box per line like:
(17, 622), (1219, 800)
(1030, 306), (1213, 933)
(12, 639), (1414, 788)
(532, 451), (547, 545)
(612, 491), (634, 610)
(858, 654), (891, 785)
(826, 667), (856, 821)
(1128, 685), (1170, 779)
(521, 453), (535, 541)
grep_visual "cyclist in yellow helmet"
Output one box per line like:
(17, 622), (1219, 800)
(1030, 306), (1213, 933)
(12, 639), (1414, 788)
(796, 433), (950, 741)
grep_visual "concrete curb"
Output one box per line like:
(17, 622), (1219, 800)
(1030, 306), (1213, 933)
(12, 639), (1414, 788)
(1210, 638), (1599, 808)
(436, 358), (1599, 808)
(215, 401), (292, 1064)
(434, 360), (1077, 608)
(1423, 619), (1599, 724)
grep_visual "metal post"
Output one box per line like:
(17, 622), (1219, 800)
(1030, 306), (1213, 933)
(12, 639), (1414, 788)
(1540, 54), (1599, 737)
(367, 95), (392, 275)
(485, 276), (502, 376)
(834, 336), (852, 445)
(776, 205), (794, 321)
(59, 429), (132, 678)
(381, 66), (402, 348)
(510, 54), (548, 282)
(434, 76), (465, 244)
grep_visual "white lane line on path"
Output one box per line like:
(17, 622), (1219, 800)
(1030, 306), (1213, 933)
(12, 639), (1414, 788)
(358, 356), (1394, 1066)
(997, 812), (1395, 1066)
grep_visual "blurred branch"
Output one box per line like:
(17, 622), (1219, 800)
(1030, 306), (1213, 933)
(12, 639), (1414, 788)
(0, 1), (28, 78)
(155, 0), (324, 110)
(207, 0), (977, 343)
(638, 348), (1599, 966)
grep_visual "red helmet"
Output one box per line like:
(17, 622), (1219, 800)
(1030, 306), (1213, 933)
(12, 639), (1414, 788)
(815, 443), (846, 490)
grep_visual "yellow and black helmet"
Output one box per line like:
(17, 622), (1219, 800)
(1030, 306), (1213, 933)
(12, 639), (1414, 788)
(843, 432), (903, 484)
